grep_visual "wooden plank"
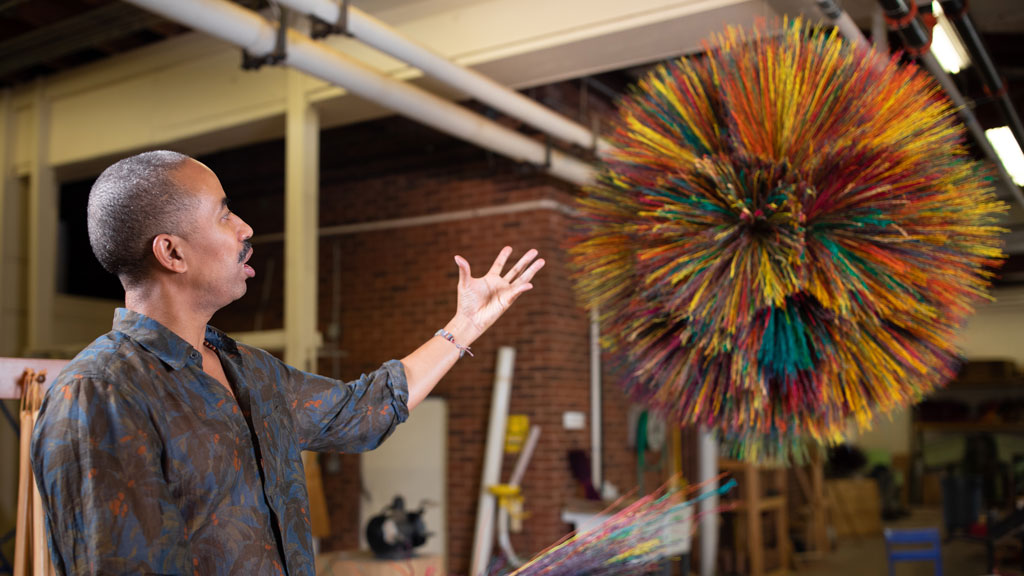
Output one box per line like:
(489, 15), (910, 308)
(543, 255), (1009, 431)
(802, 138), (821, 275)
(792, 465), (814, 505)
(810, 451), (829, 553)
(745, 461), (764, 576)
(718, 458), (750, 472)
(727, 495), (786, 511)
(775, 468), (791, 571)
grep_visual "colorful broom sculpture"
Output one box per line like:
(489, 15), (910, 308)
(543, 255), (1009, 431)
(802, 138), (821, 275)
(509, 477), (736, 576)
(571, 18), (1007, 460)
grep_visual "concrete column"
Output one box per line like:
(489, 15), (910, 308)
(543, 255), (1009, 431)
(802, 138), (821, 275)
(27, 81), (56, 354)
(283, 69), (320, 371)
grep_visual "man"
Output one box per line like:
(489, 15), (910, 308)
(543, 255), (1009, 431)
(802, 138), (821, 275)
(31, 150), (544, 575)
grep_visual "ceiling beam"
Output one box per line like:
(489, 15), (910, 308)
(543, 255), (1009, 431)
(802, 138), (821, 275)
(0, 2), (167, 81)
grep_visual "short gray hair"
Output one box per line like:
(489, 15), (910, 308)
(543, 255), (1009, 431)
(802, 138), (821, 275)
(87, 150), (198, 288)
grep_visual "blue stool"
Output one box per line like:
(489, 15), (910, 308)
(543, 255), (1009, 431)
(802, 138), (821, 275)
(884, 527), (943, 576)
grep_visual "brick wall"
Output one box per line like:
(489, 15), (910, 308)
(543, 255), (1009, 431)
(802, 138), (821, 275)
(204, 78), (700, 574)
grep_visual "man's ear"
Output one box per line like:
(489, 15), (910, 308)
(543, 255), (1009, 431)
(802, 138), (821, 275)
(152, 233), (188, 274)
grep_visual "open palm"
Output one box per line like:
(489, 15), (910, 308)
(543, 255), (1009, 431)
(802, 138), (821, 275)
(454, 247), (545, 337)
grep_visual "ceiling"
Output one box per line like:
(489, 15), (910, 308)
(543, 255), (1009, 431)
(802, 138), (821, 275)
(1, 0), (1021, 86)
(2, 0), (1021, 157)
(2, 0), (1021, 141)
(0, 0), (185, 86)
(3, 0), (1024, 276)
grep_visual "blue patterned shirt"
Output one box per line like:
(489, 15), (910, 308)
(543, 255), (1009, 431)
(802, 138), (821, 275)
(31, 308), (409, 575)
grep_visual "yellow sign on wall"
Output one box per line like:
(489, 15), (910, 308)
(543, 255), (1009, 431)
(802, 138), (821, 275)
(505, 414), (530, 453)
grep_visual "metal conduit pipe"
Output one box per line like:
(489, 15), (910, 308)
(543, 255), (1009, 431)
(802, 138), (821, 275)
(938, 0), (1024, 153)
(878, 0), (933, 56)
(918, 52), (1024, 208)
(271, 0), (612, 155)
(122, 0), (596, 186)
(816, 0), (870, 46)
(866, 0), (1023, 205)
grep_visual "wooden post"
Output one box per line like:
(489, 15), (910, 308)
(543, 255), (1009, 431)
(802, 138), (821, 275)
(775, 467), (790, 570)
(744, 461), (764, 576)
(721, 458), (791, 575)
(811, 449), (829, 553)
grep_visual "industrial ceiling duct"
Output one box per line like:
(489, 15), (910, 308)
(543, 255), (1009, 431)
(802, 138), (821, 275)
(273, 0), (612, 155)
(122, 0), (596, 186)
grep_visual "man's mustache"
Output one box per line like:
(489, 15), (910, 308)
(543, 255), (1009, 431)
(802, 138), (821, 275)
(238, 240), (252, 264)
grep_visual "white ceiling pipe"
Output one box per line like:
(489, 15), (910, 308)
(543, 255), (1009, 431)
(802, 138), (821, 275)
(123, 0), (596, 186)
(815, 0), (870, 46)
(277, 0), (612, 155)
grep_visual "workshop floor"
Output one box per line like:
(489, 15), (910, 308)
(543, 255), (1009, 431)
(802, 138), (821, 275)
(793, 508), (1020, 576)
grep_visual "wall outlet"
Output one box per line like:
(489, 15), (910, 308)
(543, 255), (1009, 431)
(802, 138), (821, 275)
(562, 411), (586, 430)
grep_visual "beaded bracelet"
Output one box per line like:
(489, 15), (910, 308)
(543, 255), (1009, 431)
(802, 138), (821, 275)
(435, 329), (473, 359)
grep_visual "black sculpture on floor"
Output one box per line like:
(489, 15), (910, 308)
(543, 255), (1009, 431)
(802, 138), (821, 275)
(366, 496), (431, 559)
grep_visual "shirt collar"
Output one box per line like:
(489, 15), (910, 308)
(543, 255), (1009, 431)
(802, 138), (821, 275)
(112, 308), (240, 370)
(204, 324), (240, 358)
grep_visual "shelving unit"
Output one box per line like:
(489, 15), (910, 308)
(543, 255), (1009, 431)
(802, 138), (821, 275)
(719, 459), (791, 576)
(910, 406), (1024, 506)
(790, 450), (830, 558)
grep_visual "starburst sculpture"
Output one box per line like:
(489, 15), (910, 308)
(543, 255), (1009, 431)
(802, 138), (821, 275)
(571, 18), (1007, 460)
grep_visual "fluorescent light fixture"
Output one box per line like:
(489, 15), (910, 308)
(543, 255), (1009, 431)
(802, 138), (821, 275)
(986, 126), (1024, 186)
(931, 1), (971, 74)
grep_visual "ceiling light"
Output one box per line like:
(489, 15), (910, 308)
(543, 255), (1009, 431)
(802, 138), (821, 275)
(986, 126), (1024, 186)
(930, 1), (971, 74)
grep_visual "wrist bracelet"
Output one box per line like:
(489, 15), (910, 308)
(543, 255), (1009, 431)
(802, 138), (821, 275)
(435, 329), (473, 359)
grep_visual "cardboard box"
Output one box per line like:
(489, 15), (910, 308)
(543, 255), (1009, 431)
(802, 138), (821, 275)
(825, 478), (882, 537)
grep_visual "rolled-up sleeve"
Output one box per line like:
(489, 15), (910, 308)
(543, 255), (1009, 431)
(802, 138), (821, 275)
(281, 359), (410, 452)
(31, 375), (192, 575)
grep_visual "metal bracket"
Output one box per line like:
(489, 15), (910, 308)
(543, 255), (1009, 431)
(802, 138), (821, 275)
(242, 6), (290, 70)
(311, 0), (352, 39)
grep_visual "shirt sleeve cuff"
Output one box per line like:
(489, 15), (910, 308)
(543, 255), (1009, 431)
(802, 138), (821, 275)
(383, 359), (410, 424)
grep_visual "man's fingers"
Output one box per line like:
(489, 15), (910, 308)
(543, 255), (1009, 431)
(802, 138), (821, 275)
(502, 249), (539, 282)
(512, 283), (534, 298)
(502, 283), (534, 308)
(488, 246), (513, 276)
(514, 258), (545, 285)
(455, 255), (471, 287)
